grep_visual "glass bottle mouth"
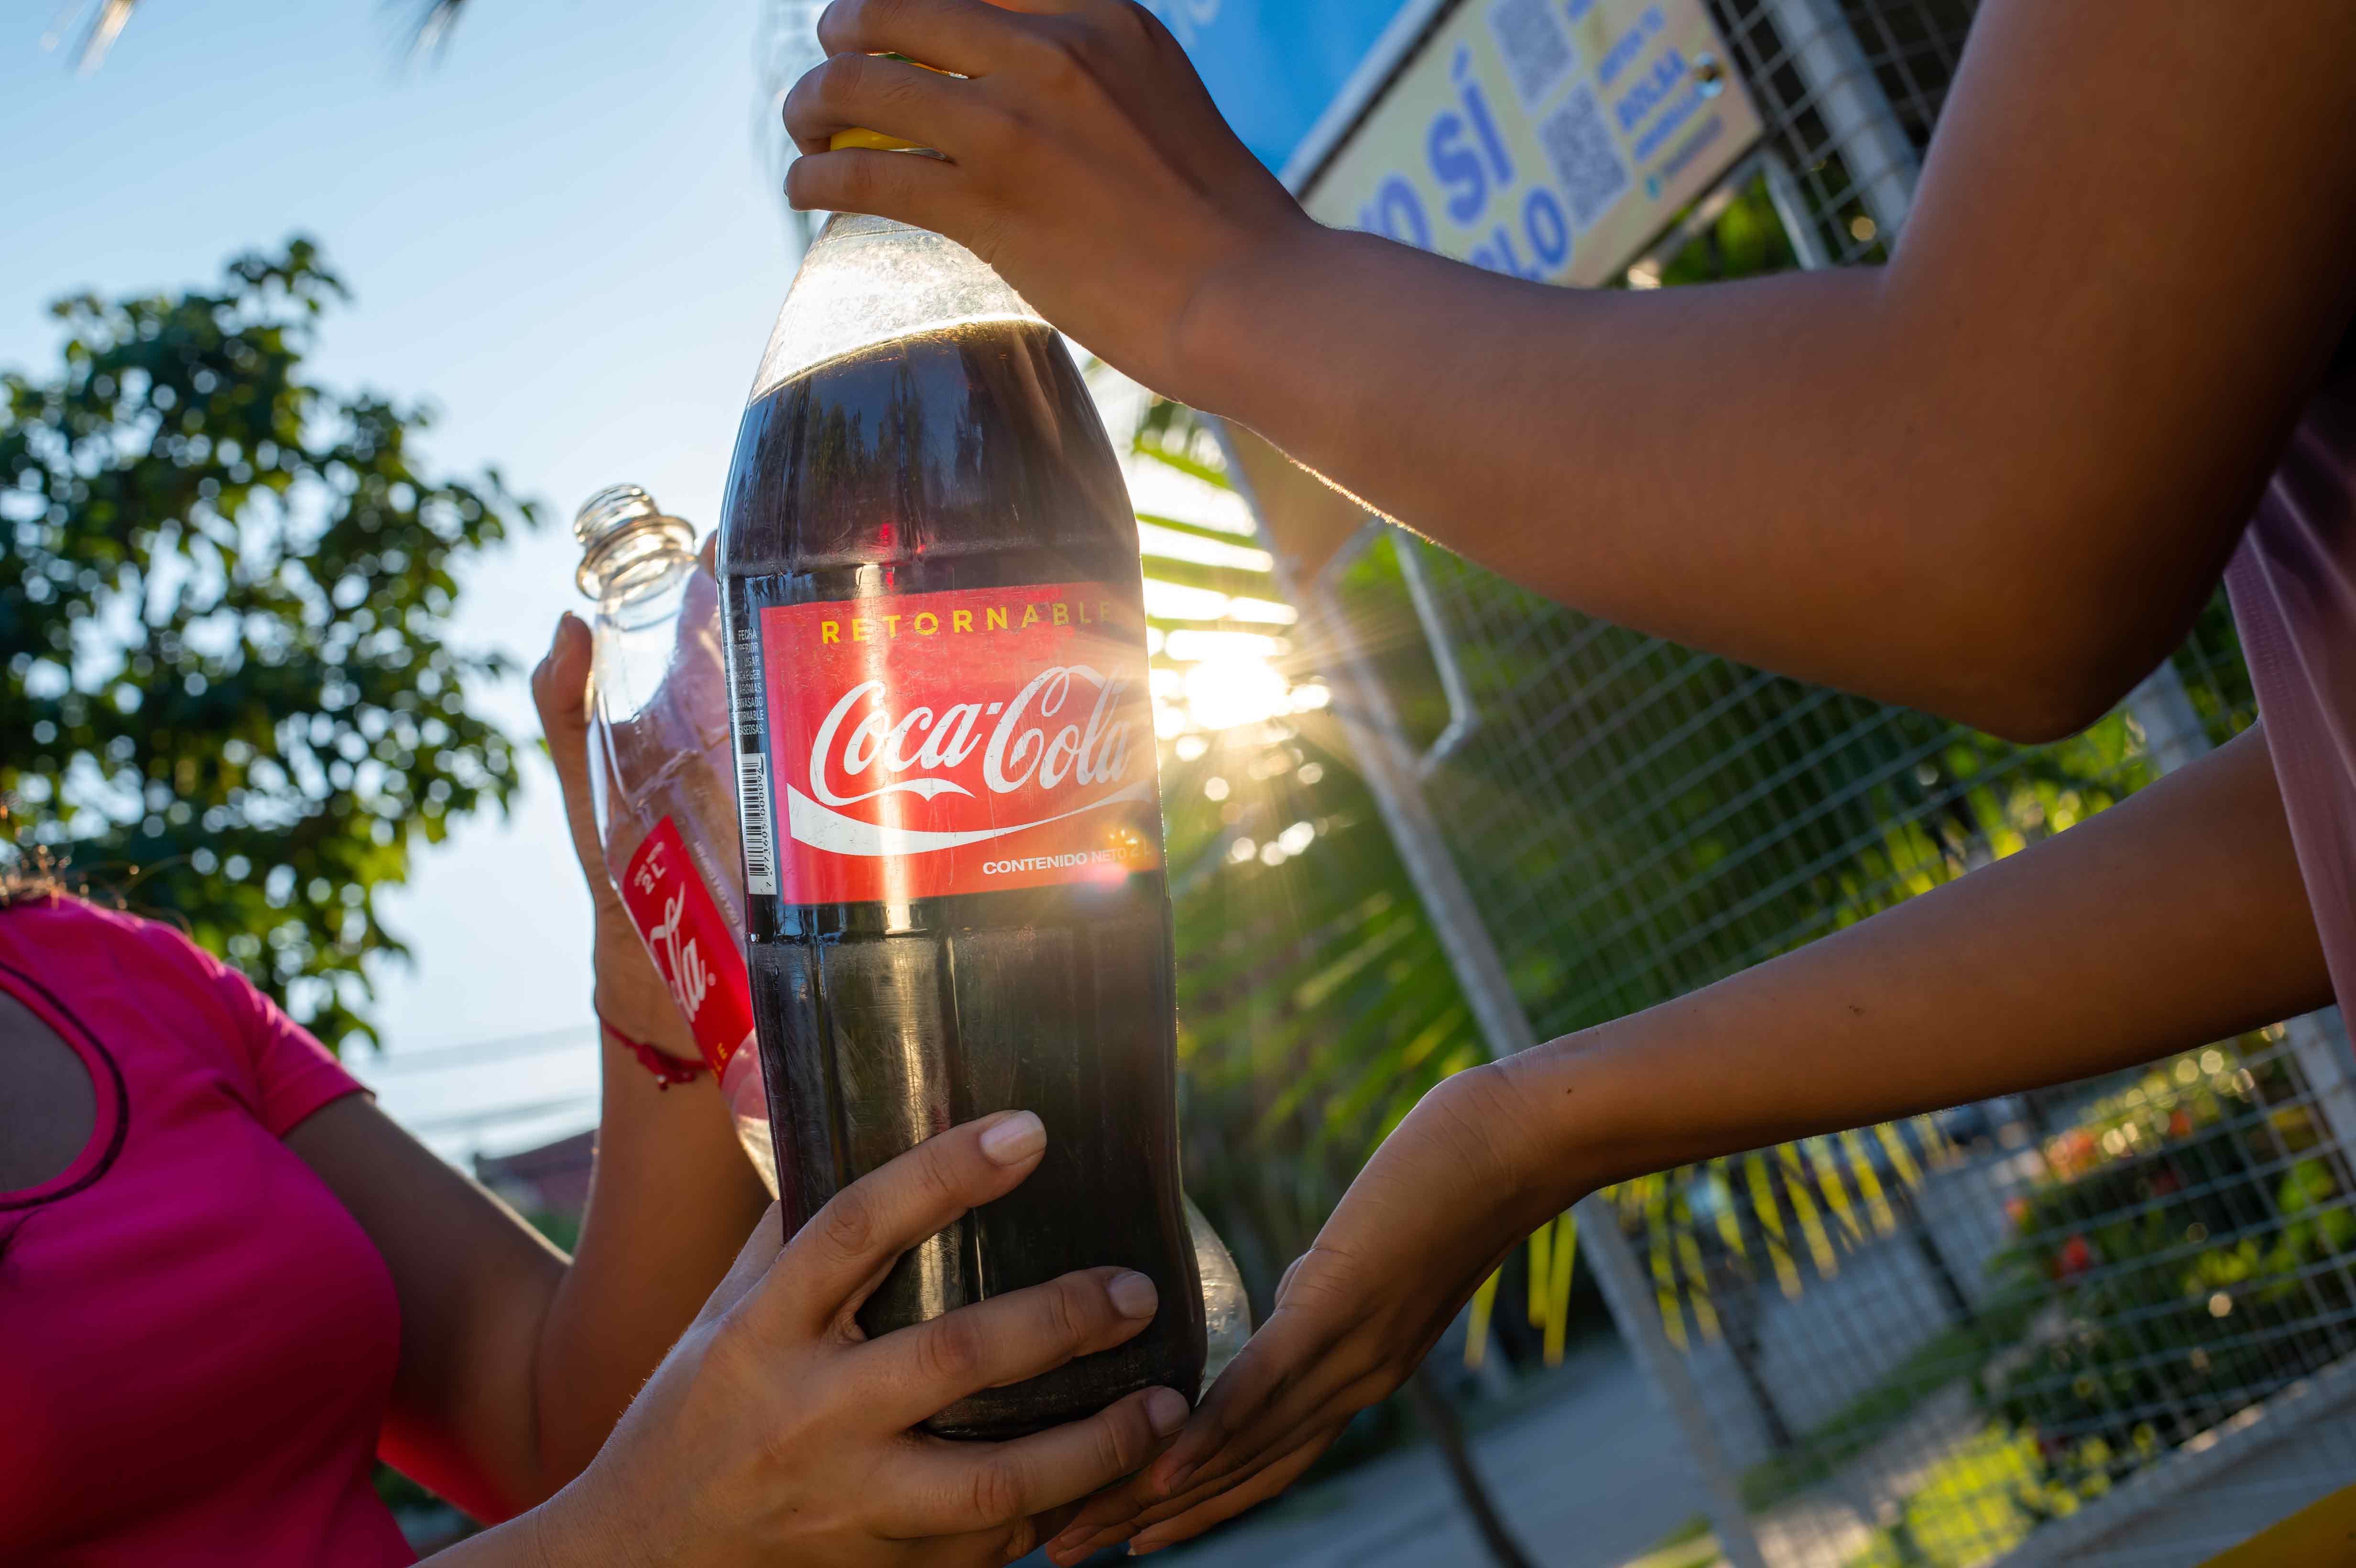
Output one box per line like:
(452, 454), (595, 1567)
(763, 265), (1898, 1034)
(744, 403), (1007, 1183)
(574, 484), (695, 599)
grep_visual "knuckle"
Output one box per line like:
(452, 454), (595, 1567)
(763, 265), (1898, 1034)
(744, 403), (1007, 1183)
(1043, 1276), (1096, 1348)
(812, 0), (859, 52)
(815, 1186), (878, 1261)
(702, 1314), (768, 1390)
(1020, 27), (1091, 94)
(851, 0), (917, 44)
(811, 53), (866, 116)
(826, 154), (881, 212)
(1097, 1404), (1151, 1474)
(847, 152), (899, 209)
(869, 62), (931, 117)
(966, 104), (1025, 165)
(916, 1313), (984, 1385)
(781, 77), (824, 139)
(914, 1135), (969, 1205)
(966, 1457), (1026, 1525)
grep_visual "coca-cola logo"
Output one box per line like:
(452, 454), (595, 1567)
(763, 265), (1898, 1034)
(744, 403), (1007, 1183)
(789, 664), (1150, 856)
(759, 585), (1165, 896)
(644, 884), (716, 1024)
(808, 664), (1138, 804)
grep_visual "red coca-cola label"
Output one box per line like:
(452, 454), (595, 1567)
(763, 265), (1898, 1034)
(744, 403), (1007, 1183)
(618, 816), (755, 1075)
(757, 583), (1163, 903)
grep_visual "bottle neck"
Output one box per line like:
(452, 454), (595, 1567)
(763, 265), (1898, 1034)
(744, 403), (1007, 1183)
(585, 529), (696, 618)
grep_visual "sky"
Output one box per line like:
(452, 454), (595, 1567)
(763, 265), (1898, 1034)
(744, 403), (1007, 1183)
(0, 0), (808, 1158)
(0, 0), (1273, 1164)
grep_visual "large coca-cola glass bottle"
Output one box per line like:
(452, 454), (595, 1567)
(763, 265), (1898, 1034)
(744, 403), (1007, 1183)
(576, 485), (777, 1193)
(718, 215), (1206, 1438)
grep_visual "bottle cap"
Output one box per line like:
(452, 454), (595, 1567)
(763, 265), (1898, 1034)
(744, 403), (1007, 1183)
(830, 127), (922, 153)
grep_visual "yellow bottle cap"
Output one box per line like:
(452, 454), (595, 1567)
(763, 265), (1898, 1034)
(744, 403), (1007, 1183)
(830, 127), (923, 153)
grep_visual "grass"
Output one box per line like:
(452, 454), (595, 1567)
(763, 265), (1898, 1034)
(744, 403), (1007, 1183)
(1625, 1514), (1723, 1568)
(1738, 1287), (2041, 1511)
(1843, 1426), (2050, 1568)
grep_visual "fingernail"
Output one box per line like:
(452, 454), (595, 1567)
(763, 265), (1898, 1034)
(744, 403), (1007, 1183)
(1145, 1387), (1189, 1435)
(1156, 1458), (1200, 1497)
(978, 1110), (1046, 1165)
(1109, 1270), (1159, 1319)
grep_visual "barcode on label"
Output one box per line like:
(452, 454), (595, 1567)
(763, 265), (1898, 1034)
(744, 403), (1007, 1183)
(736, 751), (777, 896)
(730, 624), (763, 729)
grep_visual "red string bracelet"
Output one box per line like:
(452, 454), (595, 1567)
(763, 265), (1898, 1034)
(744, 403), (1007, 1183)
(600, 1015), (707, 1090)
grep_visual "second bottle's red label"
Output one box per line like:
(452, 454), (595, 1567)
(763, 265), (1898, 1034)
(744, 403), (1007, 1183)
(619, 816), (756, 1076)
(756, 582), (1164, 904)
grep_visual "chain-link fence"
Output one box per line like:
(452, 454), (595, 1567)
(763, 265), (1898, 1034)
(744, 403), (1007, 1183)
(1282, 2), (2356, 1564)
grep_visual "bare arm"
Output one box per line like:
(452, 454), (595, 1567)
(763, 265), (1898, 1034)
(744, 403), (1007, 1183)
(287, 1044), (765, 1518)
(289, 614), (770, 1519)
(383, 1119), (1193, 1566)
(1047, 724), (2332, 1557)
(783, 0), (2356, 739)
(1519, 724), (2332, 1191)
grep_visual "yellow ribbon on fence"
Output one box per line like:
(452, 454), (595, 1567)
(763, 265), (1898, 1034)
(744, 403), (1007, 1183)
(1543, 1211), (1578, 1368)
(1465, 1268), (1500, 1372)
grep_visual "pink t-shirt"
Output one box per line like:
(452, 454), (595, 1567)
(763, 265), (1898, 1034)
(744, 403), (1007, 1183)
(2228, 339), (2356, 1018)
(0, 896), (414, 1567)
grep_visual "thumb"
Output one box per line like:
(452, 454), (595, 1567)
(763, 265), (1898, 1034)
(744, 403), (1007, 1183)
(531, 612), (612, 896)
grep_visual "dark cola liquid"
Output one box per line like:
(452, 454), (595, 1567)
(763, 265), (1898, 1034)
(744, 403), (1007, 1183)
(719, 319), (1204, 1438)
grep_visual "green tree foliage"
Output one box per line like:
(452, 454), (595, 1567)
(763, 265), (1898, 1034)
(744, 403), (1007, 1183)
(0, 239), (540, 1051)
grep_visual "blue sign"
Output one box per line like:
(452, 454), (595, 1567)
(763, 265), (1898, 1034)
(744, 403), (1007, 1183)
(1139, 0), (1426, 175)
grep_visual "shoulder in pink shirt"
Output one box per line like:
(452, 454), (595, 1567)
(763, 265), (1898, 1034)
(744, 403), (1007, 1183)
(0, 895), (413, 1568)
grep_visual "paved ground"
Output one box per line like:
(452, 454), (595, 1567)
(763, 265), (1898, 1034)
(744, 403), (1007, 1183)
(1050, 1339), (1708, 1568)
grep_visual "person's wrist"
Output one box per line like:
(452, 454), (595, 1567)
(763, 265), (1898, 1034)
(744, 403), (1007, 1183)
(1491, 1028), (1626, 1213)
(1166, 213), (1339, 417)
(589, 918), (697, 1052)
(526, 1478), (640, 1568)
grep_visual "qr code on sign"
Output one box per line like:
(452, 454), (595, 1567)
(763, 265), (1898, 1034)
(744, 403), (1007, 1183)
(1538, 87), (1630, 230)
(1487, 0), (1575, 107)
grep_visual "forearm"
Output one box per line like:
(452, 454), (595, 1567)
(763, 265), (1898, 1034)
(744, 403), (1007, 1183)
(1505, 725), (2331, 1198)
(1173, 0), (2356, 739)
(529, 1026), (770, 1487)
(1192, 235), (1978, 698)
(1191, 219), (2279, 740)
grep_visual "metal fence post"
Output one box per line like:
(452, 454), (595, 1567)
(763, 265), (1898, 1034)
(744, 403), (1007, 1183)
(1755, 0), (1920, 237)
